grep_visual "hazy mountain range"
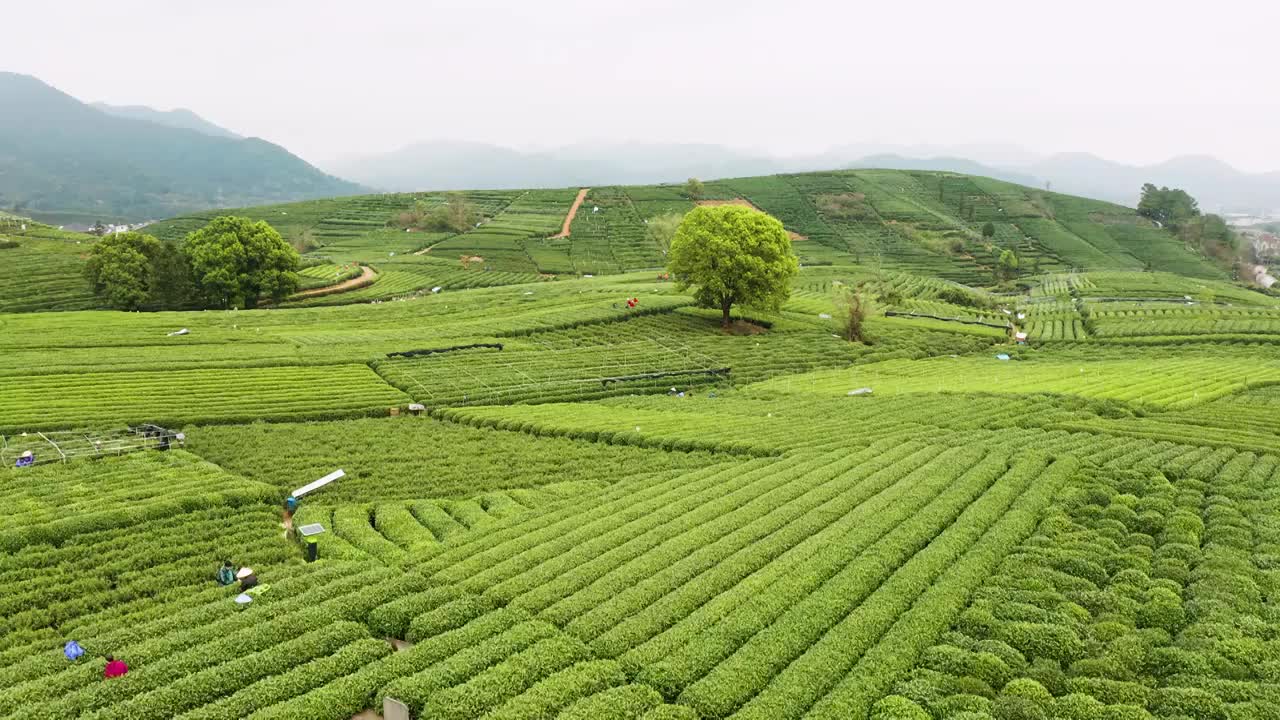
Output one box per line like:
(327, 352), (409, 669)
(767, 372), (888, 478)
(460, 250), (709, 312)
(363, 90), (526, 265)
(330, 141), (1280, 215)
(3, 71), (1277, 223)
(0, 73), (363, 224)
(326, 141), (792, 192)
(1015, 153), (1280, 214)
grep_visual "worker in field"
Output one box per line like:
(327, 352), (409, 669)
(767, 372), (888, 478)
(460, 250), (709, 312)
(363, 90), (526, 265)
(284, 495), (298, 531)
(15, 450), (34, 468)
(63, 640), (84, 662)
(216, 560), (235, 586)
(103, 655), (128, 679)
(236, 567), (259, 592)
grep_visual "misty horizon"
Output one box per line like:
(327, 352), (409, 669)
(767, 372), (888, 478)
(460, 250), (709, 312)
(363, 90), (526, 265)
(3, 0), (1277, 174)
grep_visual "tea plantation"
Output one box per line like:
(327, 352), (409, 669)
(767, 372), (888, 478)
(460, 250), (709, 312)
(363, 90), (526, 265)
(5, 169), (1280, 719)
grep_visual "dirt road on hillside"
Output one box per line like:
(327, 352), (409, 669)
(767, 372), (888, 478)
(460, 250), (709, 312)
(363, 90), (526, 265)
(289, 265), (376, 299)
(552, 188), (590, 239)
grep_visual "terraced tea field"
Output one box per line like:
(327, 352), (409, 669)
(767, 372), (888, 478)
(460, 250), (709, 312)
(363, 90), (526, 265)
(137, 169), (1226, 308)
(5, 169), (1280, 719)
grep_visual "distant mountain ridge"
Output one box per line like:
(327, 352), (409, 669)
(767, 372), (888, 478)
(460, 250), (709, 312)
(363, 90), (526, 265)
(90, 102), (241, 139)
(7, 70), (1276, 221)
(331, 141), (1279, 215)
(0, 73), (365, 223)
(1017, 153), (1280, 214)
(328, 141), (788, 191)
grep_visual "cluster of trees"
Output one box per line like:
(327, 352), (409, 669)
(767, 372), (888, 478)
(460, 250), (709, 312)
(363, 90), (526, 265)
(1137, 184), (1200, 228)
(1137, 183), (1239, 265)
(1180, 213), (1237, 264)
(84, 216), (300, 310)
(393, 193), (478, 234)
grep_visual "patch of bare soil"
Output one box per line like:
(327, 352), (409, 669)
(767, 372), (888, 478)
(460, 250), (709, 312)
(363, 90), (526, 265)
(723, 320), (767, 336)
(551, 188), (590, 239)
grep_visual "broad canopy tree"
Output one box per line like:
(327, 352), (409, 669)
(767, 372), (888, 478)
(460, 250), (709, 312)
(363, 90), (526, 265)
(1137, 184), (1200, 228)
(666, 205), (799, 328)
(185, 216), (300, 308)
(83, 231), (164, 310)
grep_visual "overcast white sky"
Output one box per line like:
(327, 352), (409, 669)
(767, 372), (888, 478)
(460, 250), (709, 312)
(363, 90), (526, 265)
(4, 0), (1277, 171)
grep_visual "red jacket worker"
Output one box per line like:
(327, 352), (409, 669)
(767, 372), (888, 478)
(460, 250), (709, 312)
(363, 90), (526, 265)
(103, 655), (129, 679)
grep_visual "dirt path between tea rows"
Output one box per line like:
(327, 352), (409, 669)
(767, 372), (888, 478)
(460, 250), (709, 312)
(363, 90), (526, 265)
(552, 188), (590, 239)
(290, 265), (376, 299)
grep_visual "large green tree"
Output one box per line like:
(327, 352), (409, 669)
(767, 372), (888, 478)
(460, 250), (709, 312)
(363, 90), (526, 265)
(666, 205), (799, 327)
(1137, 184), (1200, 228)
(83, 231), (163, 309)
(184, 216), (300, 308)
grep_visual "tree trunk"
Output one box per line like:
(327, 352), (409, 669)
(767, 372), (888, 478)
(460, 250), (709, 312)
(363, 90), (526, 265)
(721, 298), (732, 328)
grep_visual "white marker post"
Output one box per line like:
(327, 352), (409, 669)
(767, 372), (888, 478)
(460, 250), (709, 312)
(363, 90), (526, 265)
(293, 469), (345, 499)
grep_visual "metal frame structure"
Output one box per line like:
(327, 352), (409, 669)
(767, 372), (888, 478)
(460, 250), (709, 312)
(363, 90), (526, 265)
(2, 425), (183, 467)
(392, 332), (728, 404)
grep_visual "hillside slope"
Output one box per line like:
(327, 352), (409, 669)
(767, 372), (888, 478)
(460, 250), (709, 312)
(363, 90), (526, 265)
(8, 168), (1224, 315)
(144, 168), (1224, 302)
(7, 173), (1280, 719)
(0, 73), (364, 224)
